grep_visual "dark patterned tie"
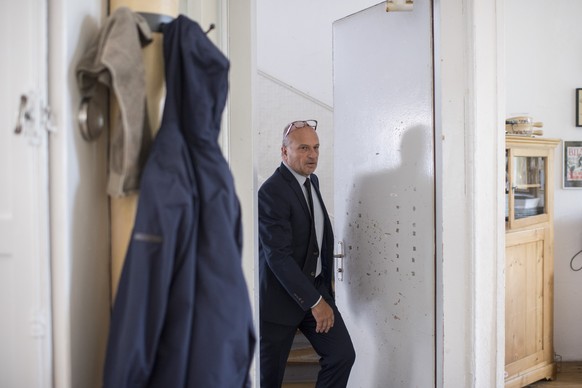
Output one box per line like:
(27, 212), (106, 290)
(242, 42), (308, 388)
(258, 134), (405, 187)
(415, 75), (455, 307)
(304, 177), (315, 221)
(304, 177), (321, 276)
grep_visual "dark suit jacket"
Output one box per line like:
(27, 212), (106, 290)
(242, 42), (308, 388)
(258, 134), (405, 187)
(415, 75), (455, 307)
(259, 162), (335, 326)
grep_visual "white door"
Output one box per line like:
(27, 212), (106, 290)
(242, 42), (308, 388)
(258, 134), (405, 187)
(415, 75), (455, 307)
(0, 1), (52, 387)
(333, 2), (435, 387)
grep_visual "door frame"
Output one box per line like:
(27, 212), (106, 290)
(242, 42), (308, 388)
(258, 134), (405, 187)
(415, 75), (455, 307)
(433, 0), (505, 386)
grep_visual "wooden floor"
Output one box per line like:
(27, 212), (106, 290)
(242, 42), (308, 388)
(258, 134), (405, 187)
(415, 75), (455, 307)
(282, 362), (582, 388)
(526, 362), (582, 387)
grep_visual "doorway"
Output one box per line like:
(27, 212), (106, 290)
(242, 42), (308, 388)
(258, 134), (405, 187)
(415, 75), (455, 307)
(256, 1), (436, 386)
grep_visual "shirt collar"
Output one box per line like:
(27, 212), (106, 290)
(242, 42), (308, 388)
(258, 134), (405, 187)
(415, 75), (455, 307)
(282, 161), (310, 186)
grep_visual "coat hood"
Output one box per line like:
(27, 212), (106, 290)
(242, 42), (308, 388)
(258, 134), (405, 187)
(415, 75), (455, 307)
(161, 15), (229, 144)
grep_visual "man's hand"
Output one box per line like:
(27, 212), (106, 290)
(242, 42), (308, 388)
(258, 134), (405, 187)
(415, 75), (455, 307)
(311, 299), (335, 333)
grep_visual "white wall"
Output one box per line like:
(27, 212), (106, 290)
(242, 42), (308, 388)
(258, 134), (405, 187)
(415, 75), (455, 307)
(505, 0), (582, 361)
(257, 1), (380, 107)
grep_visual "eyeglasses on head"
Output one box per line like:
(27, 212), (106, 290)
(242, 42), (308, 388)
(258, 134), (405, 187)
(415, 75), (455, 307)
(283, 119), (318, 139)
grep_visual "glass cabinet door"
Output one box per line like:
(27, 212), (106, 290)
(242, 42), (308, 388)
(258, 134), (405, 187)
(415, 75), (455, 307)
(513, 155), (545, 218)
(506, 149), (547, 224)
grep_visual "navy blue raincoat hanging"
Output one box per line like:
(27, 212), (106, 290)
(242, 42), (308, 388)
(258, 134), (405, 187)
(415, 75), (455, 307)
(103, 15), (256, 388)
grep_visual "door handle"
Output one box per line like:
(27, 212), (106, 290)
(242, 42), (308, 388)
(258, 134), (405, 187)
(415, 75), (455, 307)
(334, 241), (345, 282)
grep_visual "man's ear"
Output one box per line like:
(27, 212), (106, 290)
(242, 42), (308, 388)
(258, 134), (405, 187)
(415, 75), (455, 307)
(281, 145), (287, 158)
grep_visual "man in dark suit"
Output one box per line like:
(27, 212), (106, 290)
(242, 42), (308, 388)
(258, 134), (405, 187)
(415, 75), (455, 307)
(258, 120), (355, 387)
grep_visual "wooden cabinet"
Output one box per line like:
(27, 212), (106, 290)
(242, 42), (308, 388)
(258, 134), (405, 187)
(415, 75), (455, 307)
(504, 136), (560, 387)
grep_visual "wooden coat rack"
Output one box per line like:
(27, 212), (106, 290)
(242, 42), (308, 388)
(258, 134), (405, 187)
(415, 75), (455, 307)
(109, 0), (179, 299)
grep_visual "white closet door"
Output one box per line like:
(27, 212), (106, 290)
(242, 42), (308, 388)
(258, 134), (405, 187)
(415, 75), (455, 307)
(0, 0), (52, 387)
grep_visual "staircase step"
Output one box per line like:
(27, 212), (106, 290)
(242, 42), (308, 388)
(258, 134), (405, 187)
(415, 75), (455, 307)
(283, 363), (319, 383)
(287, 331), (318, 363)
(284, 332), (319, 384)
(287, 346), (319, 364)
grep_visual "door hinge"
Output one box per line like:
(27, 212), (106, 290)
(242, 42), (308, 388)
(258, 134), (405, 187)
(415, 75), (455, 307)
(42, 104), (56, 133)
(386, 0), (413, 12)
(30, 309), (47, 338)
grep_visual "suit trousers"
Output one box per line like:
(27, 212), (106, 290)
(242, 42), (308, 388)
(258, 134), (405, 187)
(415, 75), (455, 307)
(260, 278), (356, 388)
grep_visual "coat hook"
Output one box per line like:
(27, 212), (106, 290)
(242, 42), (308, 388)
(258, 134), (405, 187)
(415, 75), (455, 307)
(205, 23), (215, 35)
(138, 12), (174, 33)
